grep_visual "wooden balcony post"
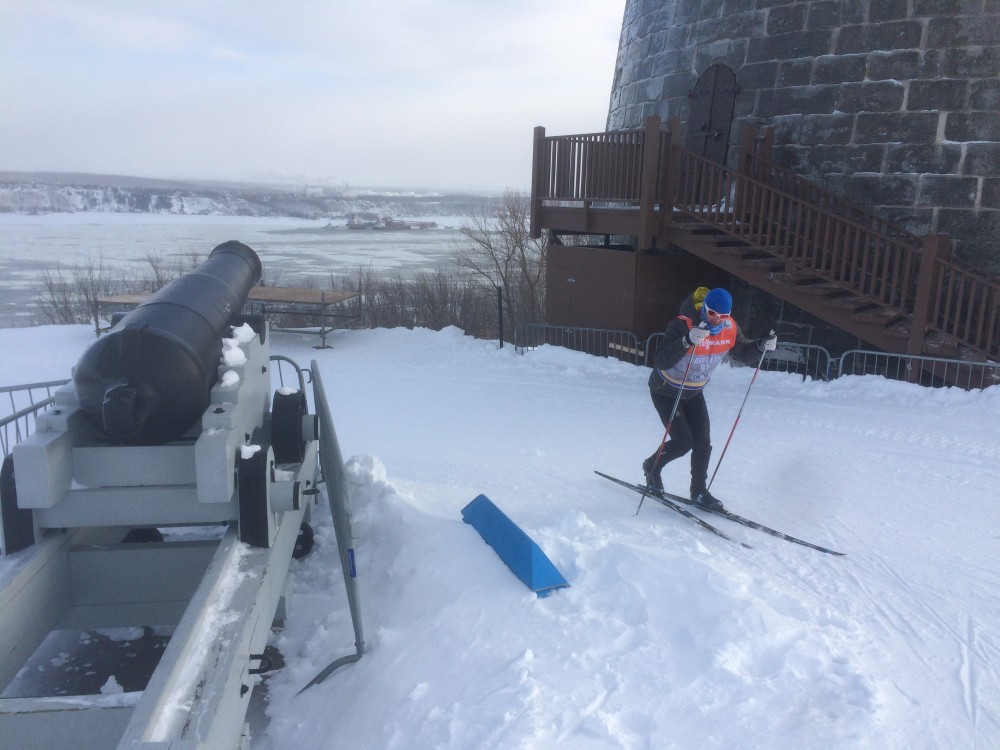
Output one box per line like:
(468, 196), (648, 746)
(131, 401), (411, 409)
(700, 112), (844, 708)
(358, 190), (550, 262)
(737, 122), (756, 178)
(907, 233), (949, 355)
(733, 123), (756, 220)
(530, 126), (546, 240)
(658, 118), (682, 234)
(756, 127), (774, 173)
(638, 115), (662, 249)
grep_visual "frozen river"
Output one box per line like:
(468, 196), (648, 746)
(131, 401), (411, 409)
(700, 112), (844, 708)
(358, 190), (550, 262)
(0, 213), (470, 327)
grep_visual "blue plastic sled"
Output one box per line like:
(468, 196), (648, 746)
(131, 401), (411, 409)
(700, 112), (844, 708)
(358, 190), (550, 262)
(461, 494), (569, 597)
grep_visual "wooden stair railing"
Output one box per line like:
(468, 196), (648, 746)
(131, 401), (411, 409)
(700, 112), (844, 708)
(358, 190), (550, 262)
(530, 117), (1000, 364)
(665, 131), (1000, 362)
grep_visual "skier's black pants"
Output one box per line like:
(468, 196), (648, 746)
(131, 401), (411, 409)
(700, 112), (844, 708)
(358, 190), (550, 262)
(647, 388), (712, 491)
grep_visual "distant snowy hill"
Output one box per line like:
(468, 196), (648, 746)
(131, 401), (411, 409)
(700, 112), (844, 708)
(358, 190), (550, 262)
(0, 172), (492, 219)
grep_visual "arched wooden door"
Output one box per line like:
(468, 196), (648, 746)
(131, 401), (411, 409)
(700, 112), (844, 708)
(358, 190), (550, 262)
(685, 64), (739, 165)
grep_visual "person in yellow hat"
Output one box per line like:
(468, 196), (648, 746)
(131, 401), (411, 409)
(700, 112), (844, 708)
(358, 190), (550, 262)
(643, 286), (777, 510)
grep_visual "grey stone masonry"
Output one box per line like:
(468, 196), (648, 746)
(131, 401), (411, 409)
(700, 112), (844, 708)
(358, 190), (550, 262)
(607, 0), (1000, 270)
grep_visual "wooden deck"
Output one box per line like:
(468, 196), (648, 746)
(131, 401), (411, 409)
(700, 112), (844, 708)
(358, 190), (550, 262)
(100, 287), (359, 308)
(98, 287), (361, 347)
(530, 117), (1000, 364)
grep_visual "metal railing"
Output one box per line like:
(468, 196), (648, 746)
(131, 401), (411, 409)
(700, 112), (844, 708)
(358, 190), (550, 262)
(760, 343), (833, 381)
(515, 323), (997, 390)
(1, 380), (70, 458)
(838, 350), (1000, 390)
(514, 323), (644, 363)
(1, 363), (316, 459)
(644, 332), (832, 381)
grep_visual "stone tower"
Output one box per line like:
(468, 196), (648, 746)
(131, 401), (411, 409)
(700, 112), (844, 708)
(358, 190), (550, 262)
(607, 1), (1000, 272)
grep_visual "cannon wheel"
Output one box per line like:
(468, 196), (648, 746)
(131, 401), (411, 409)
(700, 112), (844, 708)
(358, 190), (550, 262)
(238, 428), (273, 548)
(293, 522), (315, 559)
(271, 390), (307, 464)
(1, 455), (35, 554)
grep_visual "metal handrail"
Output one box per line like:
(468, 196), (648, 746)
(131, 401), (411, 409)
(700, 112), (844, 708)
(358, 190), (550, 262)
(1, 379), (71, 458)
(298, 359), (365, 692)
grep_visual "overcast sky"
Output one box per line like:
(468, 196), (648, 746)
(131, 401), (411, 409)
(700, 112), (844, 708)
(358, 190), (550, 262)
(0, 2), (624, 193)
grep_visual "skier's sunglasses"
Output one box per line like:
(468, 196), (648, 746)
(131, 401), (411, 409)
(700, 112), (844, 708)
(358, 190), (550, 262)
(704, 306), (730, 323)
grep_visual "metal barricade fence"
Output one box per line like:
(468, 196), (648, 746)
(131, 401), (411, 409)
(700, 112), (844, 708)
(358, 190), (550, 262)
(1, 380), (70, 458)
(643, 333), (831, 380)
(838, 350), (1000, 390)
(515, 323), (997, 391)
(760, 343), (832, 381)
(514, 323), (644, 363)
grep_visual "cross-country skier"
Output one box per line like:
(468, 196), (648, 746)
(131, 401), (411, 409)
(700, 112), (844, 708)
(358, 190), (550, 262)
(643, 286), (777, 510)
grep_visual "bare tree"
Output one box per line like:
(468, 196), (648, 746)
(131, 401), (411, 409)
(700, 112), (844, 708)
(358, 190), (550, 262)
(37, 266), (77, 324)
(141, 252), (203, 292)
(35, 254), (204, 326)
(38, 259), (122, 325)
(453, 189), (546, 340)
(322, 264), (495, 336)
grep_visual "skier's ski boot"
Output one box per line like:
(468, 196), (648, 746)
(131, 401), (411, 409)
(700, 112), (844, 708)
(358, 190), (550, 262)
(691, 487), (724, 512)
(642, 456), (664, 492)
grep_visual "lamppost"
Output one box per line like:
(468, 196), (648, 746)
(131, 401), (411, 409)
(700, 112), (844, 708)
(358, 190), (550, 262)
(496, 283), (504, 349)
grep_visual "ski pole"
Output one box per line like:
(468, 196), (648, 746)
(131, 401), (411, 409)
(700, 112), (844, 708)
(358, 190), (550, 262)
(636, 332), (699, 516)
(706, 330), (773, 492)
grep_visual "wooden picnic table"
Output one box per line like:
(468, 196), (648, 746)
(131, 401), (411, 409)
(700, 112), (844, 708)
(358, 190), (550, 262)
(98, 286), (361, 348)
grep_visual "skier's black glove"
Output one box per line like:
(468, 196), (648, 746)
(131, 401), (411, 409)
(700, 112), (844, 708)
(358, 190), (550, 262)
(757, 331), (778, 352)
(684, 325), (710, 348)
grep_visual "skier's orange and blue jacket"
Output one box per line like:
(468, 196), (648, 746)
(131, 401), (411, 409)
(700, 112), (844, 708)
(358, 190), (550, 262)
(649, 287), (765, 398)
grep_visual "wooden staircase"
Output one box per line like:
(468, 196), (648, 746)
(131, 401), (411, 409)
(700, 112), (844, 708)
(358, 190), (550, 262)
(530, 117), (1000, 368)
(666, 220), (952, 357)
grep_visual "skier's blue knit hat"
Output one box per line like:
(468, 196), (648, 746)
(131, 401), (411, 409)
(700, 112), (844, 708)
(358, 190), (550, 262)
(703, 287), (732, 315)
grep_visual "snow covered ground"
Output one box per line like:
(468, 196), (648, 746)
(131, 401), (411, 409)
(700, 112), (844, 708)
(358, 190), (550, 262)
(1, 324), (998, 749)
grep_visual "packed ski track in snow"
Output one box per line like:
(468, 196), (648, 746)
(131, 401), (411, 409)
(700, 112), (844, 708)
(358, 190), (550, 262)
(1, 324), (998, 749)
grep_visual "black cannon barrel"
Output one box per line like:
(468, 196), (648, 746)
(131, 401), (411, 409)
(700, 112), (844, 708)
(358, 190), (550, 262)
(73, 240), (262, 444)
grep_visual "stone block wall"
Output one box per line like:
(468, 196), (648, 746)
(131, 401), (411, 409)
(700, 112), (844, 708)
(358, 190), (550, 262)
(607, 0), (1000, 270)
